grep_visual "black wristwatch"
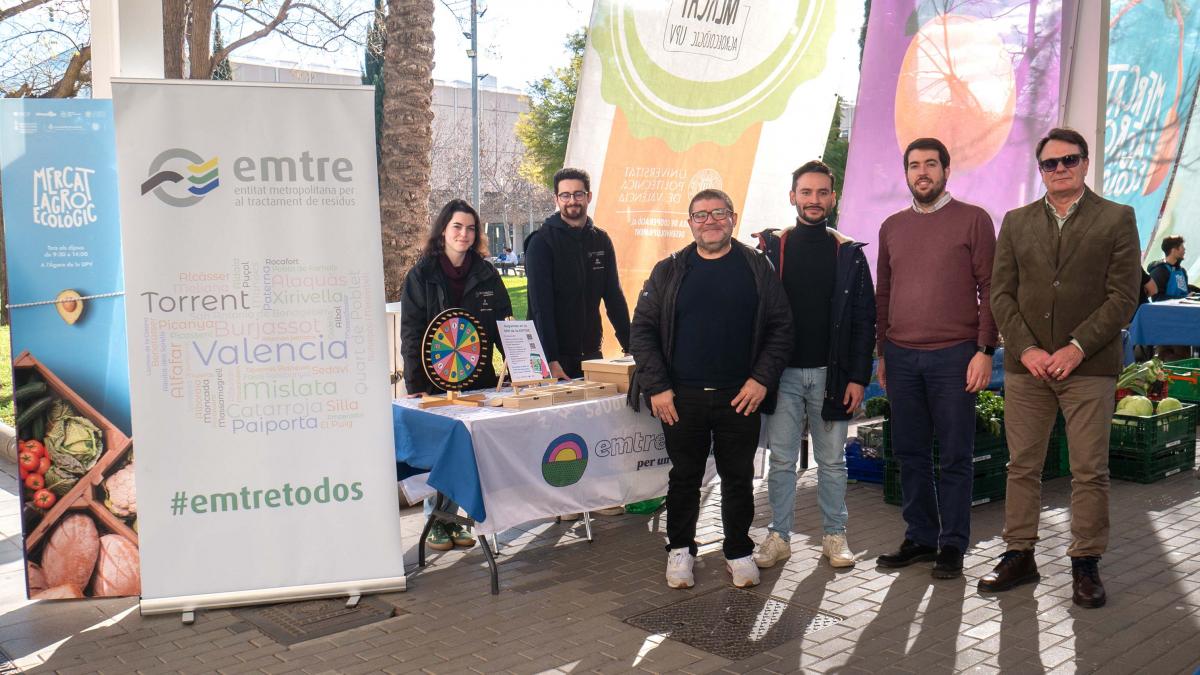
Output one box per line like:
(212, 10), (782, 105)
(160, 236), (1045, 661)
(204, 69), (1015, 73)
(977, 344), (996, 356)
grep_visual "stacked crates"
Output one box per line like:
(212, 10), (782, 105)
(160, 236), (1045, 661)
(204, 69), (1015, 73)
(881, 420), (1009, 506)
(1109, 403), (1197, 483)
(1163, 358), (1200, 405)
(881, 414), (1070, 507)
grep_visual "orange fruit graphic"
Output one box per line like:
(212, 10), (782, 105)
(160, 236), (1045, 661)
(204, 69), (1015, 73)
(894, 14), (1016, 172)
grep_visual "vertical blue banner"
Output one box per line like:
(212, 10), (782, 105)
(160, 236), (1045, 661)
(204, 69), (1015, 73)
(0, 99), (131, 434)
(1104, 0), (1200, 250)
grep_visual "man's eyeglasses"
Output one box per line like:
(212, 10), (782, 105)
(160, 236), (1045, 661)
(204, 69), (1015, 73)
(1038, 154), (1084, 173)
(689, 208), (732, 223)
(557, 191), (588, 202)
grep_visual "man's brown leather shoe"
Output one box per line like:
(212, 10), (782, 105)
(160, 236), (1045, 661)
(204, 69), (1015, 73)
(978, 549), (1039, 593)
(1071, 556), (1106, 608)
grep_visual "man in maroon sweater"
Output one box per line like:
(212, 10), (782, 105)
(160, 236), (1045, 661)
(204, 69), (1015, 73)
(875, 138), (998, 579)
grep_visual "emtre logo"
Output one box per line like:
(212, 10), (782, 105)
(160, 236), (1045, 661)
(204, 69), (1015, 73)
(141, 148), (219, 207)
(541, 433), (588, 487)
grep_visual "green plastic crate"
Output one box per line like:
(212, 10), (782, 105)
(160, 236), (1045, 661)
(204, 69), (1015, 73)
(882, 458), (1009, 506)
(1110, 403), (1198, 455)
(881, 418), (1007, 461)
(1109, 446), (1196, 483)
(857, 421), (885, 452)
(1163, 358), (1200, 403)
(1042, 415), (1071, 479)
(883, 463), (901, 505)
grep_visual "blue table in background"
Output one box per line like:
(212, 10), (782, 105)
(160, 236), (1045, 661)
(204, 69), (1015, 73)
(1129, 299), (1200, 347)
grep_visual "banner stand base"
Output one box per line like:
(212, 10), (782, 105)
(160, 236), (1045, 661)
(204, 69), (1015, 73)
(139, 575), (407, 618)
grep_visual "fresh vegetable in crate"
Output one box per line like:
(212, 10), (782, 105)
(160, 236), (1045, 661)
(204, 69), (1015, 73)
(865, 396), (890, 419)
(103, 464), (136, 518)
(975, 391), (1004, 436)
(44, 399), (102, 481)
(1116, 358), (1168, 399)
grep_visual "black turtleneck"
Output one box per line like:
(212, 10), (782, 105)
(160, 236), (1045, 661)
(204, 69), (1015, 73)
(782, 220), (837, 367)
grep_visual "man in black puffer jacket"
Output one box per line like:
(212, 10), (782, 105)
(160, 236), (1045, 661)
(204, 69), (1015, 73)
(525, 167), (631, 379)
(630, 188), (792, 591)
(750, 160), (876, 572)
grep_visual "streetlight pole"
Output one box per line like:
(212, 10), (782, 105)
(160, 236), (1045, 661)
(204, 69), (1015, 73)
(469, 0), (481, 211)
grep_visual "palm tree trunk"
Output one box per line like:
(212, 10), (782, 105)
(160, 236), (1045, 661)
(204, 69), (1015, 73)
(163, 0), (187, 78)
(380, 0), (434, 301)
(189, 1), (214, 80)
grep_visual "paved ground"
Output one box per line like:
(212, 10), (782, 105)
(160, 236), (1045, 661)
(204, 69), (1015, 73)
(1, 430), (1198, 674)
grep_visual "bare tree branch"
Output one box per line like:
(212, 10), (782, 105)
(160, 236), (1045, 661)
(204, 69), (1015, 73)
(0, 0), (54, 22)
(38, 44), (88, 98)
(211, 0), (294, 67)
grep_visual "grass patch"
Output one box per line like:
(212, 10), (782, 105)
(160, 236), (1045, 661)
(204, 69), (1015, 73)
(502, 275), (528, 320)
(0, 325), (11, 426)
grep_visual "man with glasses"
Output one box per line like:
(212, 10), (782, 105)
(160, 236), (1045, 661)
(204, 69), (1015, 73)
(526, 167), (632, 380)
(875, 137), (998, 580)
(629, 189), (792, 590)
(983, 128), (1140, 608)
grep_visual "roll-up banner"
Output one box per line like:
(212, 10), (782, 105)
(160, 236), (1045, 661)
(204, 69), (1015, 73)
(0, 99), (140, 601)
(112, 80), (405, 613)
(567, 0), (852, 295)
(840, 0), (1067, 268)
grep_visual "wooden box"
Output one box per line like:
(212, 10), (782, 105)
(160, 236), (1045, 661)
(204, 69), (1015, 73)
(577, 382), (619, 399)
(581, 357), (636, 377)
(582, 356), (635, 393)
(547, 387), (586, 405)
(501, 392), (553, 410)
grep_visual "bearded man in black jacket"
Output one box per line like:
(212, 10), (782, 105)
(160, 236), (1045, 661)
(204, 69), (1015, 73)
(525, 167), (631, 380)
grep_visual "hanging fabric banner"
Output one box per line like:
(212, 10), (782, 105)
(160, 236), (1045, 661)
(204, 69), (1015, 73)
(566, 0), (852, 297)
(112, 80), (405, 613)
(1105, 0), (1200, 256)
(839, 0), (1066, 268)
(0, 98), (139, 601)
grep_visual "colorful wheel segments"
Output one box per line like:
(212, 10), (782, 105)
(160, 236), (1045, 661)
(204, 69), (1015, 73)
(422, 309), (490, 391)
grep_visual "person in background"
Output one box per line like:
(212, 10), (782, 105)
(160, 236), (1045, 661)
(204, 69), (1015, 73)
(525, 167), (631, 380)
(874, 137), (998, 580)
(1148, 236), (1188, 301)
(630, 188), (792, 590)
(400, 199), (513, 552)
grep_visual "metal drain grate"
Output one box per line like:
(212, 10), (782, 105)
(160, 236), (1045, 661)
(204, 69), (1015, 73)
(234, 596), (401, 646)
(624, 588), (842, 660)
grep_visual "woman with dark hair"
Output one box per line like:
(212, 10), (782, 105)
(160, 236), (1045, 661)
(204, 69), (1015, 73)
(400, 198), (513, 551)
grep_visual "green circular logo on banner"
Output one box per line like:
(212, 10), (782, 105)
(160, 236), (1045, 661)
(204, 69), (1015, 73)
(541, 433), (589, 487)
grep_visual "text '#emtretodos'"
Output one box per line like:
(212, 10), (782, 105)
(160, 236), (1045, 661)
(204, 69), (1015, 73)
(169, 476), (364, 516)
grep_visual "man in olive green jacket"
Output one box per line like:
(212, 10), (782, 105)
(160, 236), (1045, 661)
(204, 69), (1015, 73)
(981, 128), (1141, 608)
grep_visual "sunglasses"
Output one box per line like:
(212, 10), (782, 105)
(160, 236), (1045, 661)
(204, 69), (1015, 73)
(1038, 154), (1084, 173)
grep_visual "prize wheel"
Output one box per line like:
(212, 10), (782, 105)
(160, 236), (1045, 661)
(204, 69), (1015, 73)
(422, 308), (489, 391)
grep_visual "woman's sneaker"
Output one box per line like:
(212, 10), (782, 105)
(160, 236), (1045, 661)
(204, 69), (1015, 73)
(666, 548), (695, 589)
(446, 523), (476, 548)
(426, 521), (453, 551)
(726, 555), (761, 588)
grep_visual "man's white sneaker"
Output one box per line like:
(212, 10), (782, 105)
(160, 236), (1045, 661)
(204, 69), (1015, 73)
(753, 532), (792, 569)
(726, 555), (761, 588)
(595, 506), (625, 516)
(822, 533), (856, 568)
(666, 548), (695, 589)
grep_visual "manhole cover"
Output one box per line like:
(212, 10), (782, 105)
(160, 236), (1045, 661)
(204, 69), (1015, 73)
(624, 588), (842, 660)
(234, 596), (402, 646)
